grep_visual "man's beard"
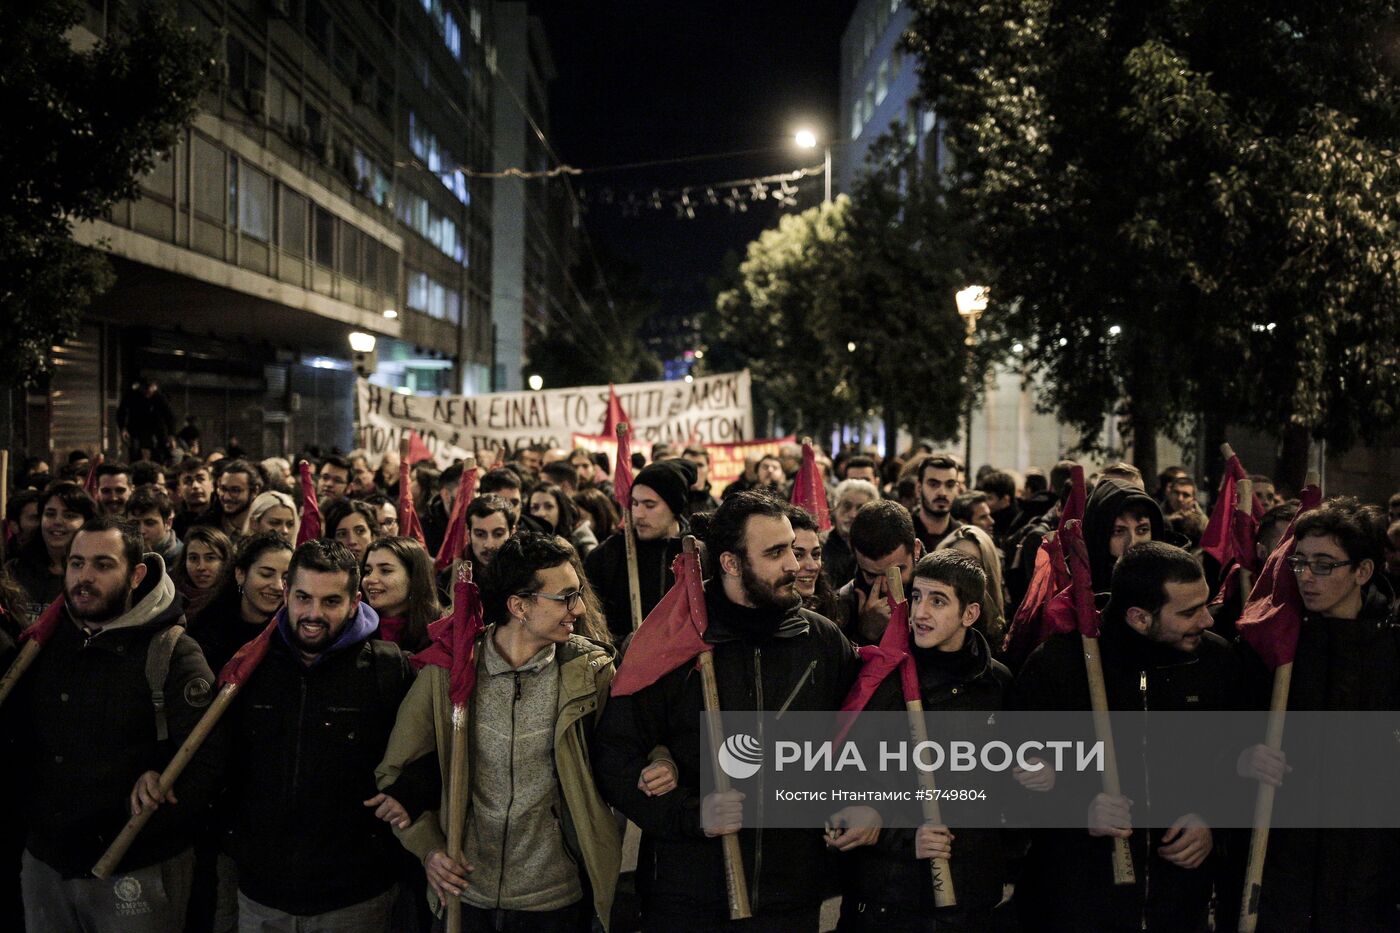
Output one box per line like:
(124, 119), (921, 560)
(740, 558), (801, 611)
(921, 491), (950, 517)
(290, 611), (349, 654)
(66, 583), (129, 624)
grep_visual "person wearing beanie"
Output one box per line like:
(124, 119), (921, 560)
(583, 457), (697, 642)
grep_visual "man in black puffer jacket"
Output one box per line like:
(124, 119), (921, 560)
(838, 551), (1028, 931)
(223, 540), (414, 928)
(15, 517), (223, 932)
(1011, 542), (1246, 932)
(594, 491), (869, 931)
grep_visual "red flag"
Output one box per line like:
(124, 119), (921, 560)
(17, 597), (67, 648)
(835, 583), (917, 743)
(216, 617), (279, 688)
(603, 384), (631, 439)
(397, 456), (426, 547)
(1057, 519), (1102, 637)
(1201, 454), (1249, 566)
(411, 569), (486, 707)
(611, 551), (709, 696)
(1237, 484), (1323, 670)
(614, 427), (634, 516)
(790, 441), (832, 532)
(1062, 464), (1086, 525)
(296, 461), (321, 544)
(433, 465), (478, 573)
(404, 430), (434, 466)
(83, 453), (103, 496)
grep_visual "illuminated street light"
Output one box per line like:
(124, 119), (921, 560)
(348, 332), (376, 353)
(528, 374), (543, 391)
(794, 128), (832, 204)
(955, 285), (992, 472)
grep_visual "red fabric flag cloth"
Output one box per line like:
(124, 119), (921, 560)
(1237, 484), (1324, 670)
(404, 430), (434, 466)
(1201, 454), (1249, 566)
(296, 461), (322, 545)
(397, 457), (426, 547)
(17, 597), (67, 648)
(1062, 464), (1087, 525)
(603, 384), (631, 439)
(610, 551), (710, 697)
(83, 453), (103, 496)
(834, 584), (917, 743)
(433, 466), (479, 573)
(1058, 520), (1102, 638)
(790, 442), (832, 532)
(613, 427), (634, 515)
(1002, 531), (1074, 660)
(411, 571), (486, 707)
(216, 617), (279, 688)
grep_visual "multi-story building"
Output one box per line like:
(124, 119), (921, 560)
(12, 0), (568, 462)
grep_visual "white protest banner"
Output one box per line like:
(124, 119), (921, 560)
(355, 371), (753, 468)
(572, 434), (795, 496)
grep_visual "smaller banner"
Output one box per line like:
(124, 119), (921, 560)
(572, 435), (795, 496)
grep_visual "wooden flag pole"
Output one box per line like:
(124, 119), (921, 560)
(0, 449), (9, 564)
(618, 424), (644, 632)
(444, 562), (471, 933)
(1082, 636), (1135, 885)
(1235, 477), (1255, 614)
(886, 568), (957, 907)
(1238, 467), (1316, 932)
(93, 684), (241, 878)
(686, 536), (752, 920)
(0, 639), (42, 709)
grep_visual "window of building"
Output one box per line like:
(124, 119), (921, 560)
(863, 83), (875, 124)
(282, 189), (308, 258)
(340, 224), (361, 281)
(141, 153), (175, 198)
(238, 162), (272, 241)
(192, 135), (226, 221)
(364, 238), (379, 286)
(890, 0), (901, 11)
(890, 47), (902, 82)
(851, 108), (863, 140)
(306, 0), (331, 55)
(313, 205), (335, 268)
(407, 268), (429, 311)
(876, 60), (889, 105)
(470, 5), (482, 40)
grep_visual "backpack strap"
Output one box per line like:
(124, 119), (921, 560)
(145, 622), (186, 742)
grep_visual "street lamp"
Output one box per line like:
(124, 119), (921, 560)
(528, 374), (543, 391)
(955, 286), (990, 474)
(348, 331), (377, 353)
(795, 128), (832, 205)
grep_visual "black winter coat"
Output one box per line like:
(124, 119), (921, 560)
(226, 630), (413, 915)
(1010, 618), (1247, 932)
(594, 588), (862, 921)
(1238, 586), (1400, 933)
(584, 528), (683, 642)
(842, 628), (1012, 920)
(14, 558), (224, 877)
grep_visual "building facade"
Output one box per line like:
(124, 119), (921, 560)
(13, 0), (568, 463)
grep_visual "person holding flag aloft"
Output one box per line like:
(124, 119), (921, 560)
(594, 491), (872, 931)
(375, 532), (621, 932)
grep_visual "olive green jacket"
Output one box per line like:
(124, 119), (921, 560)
(375, 632), (622, 927)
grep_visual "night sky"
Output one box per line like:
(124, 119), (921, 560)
(539, 1), (857, 324)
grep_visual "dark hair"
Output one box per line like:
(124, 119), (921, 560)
(1102, 462), (1143, 485)
(322, 498), (382, 540)
(846, 455), (876, 473)
(786, 505), (838, 617)
(130, 461), (164, 487)
(438, 462), (463, 490)
(911, 550), (986, 613)
(204, 531), (293, 614)
(319, 455), (351, 475)
(1169, 475), (1197, 490)
(1024, 471), (1049, 495)
(6, 488), (41, 524)
(976, 470), (1015, 500)
(363, 536), (441, 650)
(72, 515), (144, 574)
(94, 462), (131, 481)
(1049, 460), (1078, 494)
(918, 455), (960, 487)
(481, 531), (575, 624)
(67, 449), (90, 465)
(849, 499), (916, 561)
(288, 539), (361, 597)
(950, 492), (988, 524)
(1294, 497), (1387, 566)
(177, 457), (208, 478)
(541, 461), (577, 487)
(467, 494), (518, 532)
(682, 446), (710, 463)
(1259, 501), (1299, 540)
(573, 487), (619, 537)
(19, 482), (99, 569)
(1107, 541), (1204, 621)
(219, 459), (263, 493)
(704, 490), (793, 578)
(128, 484), (175, 520)
(529, 484), (579, 535)
(480, 468), (523, 494)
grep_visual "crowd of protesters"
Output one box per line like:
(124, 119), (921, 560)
(0, 432), (1398, 933)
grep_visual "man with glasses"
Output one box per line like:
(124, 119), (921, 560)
(189, 459), (262, 543)
(377, 532), (622, 932)
(1236, 497), (1398, 932)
